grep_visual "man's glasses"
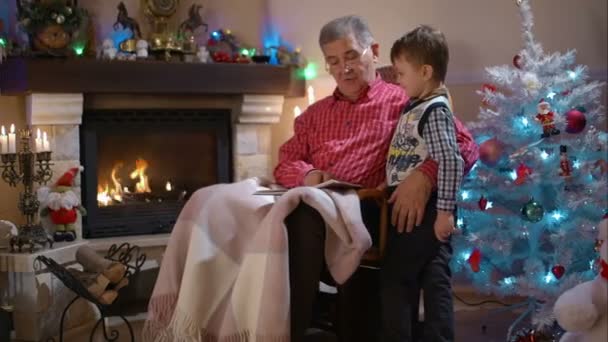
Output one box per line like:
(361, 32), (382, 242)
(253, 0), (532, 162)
(324, 47), (369, 74)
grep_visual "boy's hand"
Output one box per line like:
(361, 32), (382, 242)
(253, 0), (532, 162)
(388, 170), (433, 233)
(434, 210), (455, 242)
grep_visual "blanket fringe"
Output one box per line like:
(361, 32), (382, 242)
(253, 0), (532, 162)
(143, 298), (289, 342)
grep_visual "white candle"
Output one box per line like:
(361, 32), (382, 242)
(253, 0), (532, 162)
(8, 124), (16, 154)
(293, 106), (302, 118)
(42, 131), (50, 152)
(0, 126), (7, 154)
(307, 85), (315, 105)
(35, 128), (43, 153)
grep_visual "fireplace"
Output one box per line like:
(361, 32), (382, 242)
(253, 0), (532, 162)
(80, 108), (232, 238)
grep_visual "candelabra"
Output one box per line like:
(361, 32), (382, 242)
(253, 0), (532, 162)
(0, 128), (54, 252)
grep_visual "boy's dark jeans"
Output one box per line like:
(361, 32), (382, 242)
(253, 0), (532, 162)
(381, 189), (454, 342)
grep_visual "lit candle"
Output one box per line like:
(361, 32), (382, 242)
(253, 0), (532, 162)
(293, 106), (302, 118)
(8, 124), (16, 154)
(35, 128), (43, 153)
(42, 131), (50, 152)
(0, 126), (7, 154)
(307, 85), (315, 105)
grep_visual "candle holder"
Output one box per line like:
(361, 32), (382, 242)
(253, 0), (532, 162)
(0, 128), (54, 252)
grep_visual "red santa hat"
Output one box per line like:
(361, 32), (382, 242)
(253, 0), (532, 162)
(56, 166), (84, 187)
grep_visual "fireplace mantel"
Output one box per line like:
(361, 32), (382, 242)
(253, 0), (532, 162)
(0, 57), (305, 96)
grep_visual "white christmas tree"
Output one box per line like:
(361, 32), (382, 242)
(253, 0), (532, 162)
(450, 0), (607, 333)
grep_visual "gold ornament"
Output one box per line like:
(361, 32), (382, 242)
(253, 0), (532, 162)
(56, 15), (65, 24)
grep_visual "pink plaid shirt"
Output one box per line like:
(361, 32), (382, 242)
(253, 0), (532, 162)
(274, 77), (479, 189)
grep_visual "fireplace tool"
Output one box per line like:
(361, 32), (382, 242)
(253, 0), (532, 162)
(0, 128), (54, 252)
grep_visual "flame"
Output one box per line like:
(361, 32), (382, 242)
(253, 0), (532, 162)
(97, 184), (111, 206)
(97, 158), (158, 206)
(130, 158), (151, 193)
(165, 181), (172, 191)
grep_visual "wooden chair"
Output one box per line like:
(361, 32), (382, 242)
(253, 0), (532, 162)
(357, 189), (388, 263)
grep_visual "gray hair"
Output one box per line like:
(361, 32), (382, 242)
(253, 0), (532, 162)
(319, 15), (375, 49)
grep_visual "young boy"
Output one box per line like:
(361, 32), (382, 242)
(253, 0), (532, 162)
(382, 25), (463, 341)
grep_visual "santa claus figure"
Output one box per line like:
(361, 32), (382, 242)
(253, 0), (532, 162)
(38, 167), (87, 242)
(535, 99), (561, 138)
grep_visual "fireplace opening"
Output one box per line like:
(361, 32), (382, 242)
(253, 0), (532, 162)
(81, 108), (232, 238)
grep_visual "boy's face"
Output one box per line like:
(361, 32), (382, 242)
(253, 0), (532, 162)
(392, 55), (431, 99)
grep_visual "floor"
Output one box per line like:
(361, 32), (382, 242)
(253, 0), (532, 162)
(75, 294), (528, 342)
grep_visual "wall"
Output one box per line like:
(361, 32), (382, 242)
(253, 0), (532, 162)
(269, 0), (608, 166)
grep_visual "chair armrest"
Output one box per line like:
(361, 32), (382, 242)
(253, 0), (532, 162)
(357, 189), (388, 262)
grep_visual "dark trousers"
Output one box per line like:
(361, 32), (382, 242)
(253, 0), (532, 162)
(286, 197), (454, 342)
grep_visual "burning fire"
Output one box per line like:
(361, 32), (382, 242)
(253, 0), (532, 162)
(97, 158), (154, 206)
(130, 158), (151, 193)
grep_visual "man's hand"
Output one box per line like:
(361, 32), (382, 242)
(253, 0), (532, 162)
(303, 170), (333, 186)
(434, 210), (455, 242)
(388, 170), (433, 233)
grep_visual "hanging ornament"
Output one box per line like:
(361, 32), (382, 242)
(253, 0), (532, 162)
(558, 145), (572, 177)
(467, 248), (481, 273)
(513, 54), (523, 69)
(521, 199), (544, 222)
(478, 196), (488, 211)
(479, 138), (504, 166)
(561, 89), (571, 96)
(565, 109), (587, 134)
(514, 163), (532, 185)
(481, 83), (497, 106)
(522, 72), (541, 93)
(535, 99), (560, 138)
(551, 264), (565, 279)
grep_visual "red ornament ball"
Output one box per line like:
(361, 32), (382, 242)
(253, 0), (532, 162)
(467, 248), (482, 273)
(513, 54), (523, 69)
(565, 109), (587, 134)
(551, 264), (565, 279)
(479, 138), (504, 167)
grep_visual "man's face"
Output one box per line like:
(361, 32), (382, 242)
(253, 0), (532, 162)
(321, 34), (378, 100)
(392, 55), (428, 99)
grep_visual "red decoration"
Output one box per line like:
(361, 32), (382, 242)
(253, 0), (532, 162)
(478, 196), (488, 211)
(551, 264), (565, 279)
(467, 248), (482, 273)
(514, 163), (532, 185)
(559, 145), (572, 178)
(561, 89), (572, 96)
(513, 54), (523, 69)
(481, 84), (497, 106)
(212, 51), (232, 63)
(565, 109), (587, 134)
(600, 259), (608, 281)
(535, 99), (560, 138)
(479, 138), (504, 167)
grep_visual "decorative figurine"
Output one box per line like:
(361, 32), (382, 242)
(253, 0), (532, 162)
(113, 2), (142, 39)
(38, 167), (87, 242)
(535, 99), (560, 138)
(136, 39), (149, 59)
(196, 45), (210, 62)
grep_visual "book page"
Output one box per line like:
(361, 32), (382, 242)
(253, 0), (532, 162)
(253, 179), (361, 196)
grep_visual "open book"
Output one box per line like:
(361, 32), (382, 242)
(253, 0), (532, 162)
(253, 179), (362, 196)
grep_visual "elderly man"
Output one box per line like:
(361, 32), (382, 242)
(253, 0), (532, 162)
(274, 15), (478, 341)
